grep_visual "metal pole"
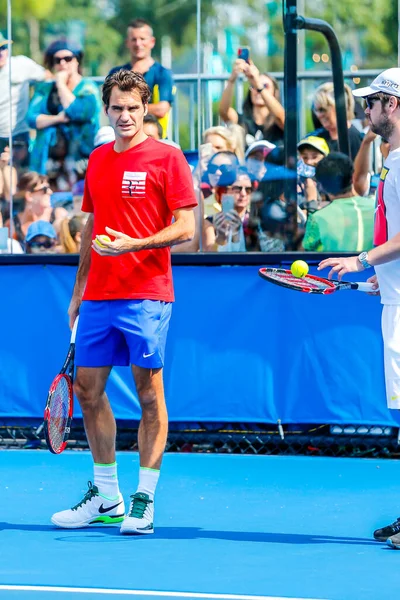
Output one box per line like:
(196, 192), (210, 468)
(295, 16), (350, 156)
(398, 0), (400, 66)
(297, 0), (306, 138)
(7, 0), (14, 251)
(196, 0), (203, 251)
(283, 0), (299, 251)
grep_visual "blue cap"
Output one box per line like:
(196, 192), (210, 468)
(26, 221), (57, 243)
(45, 40), (83, 62)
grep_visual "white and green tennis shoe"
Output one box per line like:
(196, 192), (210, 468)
(120, 492), (154, 534)
(51, 481), (125, 529)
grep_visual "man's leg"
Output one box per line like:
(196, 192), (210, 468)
(134, 366), (168, 469)
(375, 305), (400, 547)
(120, 366), (167, 535)
(74, 365), (115, 463)
(51, 365), (125, 528)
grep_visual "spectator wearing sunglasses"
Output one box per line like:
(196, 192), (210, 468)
(309, 82), (363, 160)
(201, 151), (241, 217)
(27, 40), (101, 182)
(4, 171), (53, 245)
(203, 168), (253, 252)
(219, 58), (284, 148)
(25, 220), (57, 254)
(0, 32), (51, 169)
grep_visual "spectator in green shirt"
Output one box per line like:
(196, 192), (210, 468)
(302, 152), (375, 252)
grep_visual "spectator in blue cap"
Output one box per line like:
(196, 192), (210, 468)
(25, 220), (57, 254)
(201, 151), (241, 217)
(27, 39), (101, 186)
(203, 167), (253, 252)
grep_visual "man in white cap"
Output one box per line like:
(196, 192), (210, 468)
(318, 68), (400, 549)
(0, 32), (50, 167)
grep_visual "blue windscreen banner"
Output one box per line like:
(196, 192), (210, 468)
(0, 264), (398, 426)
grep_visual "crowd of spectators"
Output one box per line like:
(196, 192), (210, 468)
(0, 22), (385, 255)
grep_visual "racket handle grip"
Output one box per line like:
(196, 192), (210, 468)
(356, 282), (376, 293)
(71, 315), (79, 343)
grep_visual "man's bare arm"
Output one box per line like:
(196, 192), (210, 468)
(147, 101), (171, 119)
(92, 208), (195, 256)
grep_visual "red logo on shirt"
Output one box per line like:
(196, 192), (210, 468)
(374, 166), (389, 245)
(122, 171), (146, 200)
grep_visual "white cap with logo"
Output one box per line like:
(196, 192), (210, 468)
(353, 68), (400, 98)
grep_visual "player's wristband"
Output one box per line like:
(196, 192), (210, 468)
(358, 251), (372, 269)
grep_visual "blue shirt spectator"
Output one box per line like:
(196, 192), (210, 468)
(27, 40), (100, 179)
(108, 18), (174, 137)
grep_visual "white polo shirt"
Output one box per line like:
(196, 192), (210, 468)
(0, 55), (46, 137)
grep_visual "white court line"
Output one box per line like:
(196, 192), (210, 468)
(0, 585), (327, 600)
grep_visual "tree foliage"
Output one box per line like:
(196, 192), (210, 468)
(0, 0), (398, 73)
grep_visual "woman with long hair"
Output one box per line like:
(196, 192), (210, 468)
(58, 214), (86, 253)
(310, 82), (363, 160)
(219, 58), (285, 148)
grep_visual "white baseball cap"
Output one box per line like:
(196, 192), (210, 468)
(94, 126), (115, 147)
(244, 140), (276, 160)
(353, 68), (400, 98)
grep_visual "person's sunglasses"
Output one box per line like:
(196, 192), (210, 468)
(0, 45), (8, 52)
(365, 96), (382, 110)
(232, 185), (252, 194)
(32, 185), (51, 194)
(28, 240), (54, 249)
(208, 164), (223, 174)
(53, 55), (74, 65)
(250, 83), (269, 91)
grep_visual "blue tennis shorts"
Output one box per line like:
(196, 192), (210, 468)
(75, 299), (172, 368)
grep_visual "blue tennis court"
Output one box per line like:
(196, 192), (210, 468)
(1, 450), (399, 600)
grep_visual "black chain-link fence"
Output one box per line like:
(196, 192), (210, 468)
(1, 420), (399, 458)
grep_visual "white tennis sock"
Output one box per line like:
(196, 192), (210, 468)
(137, 467), (160, 500)
(94, 462), (120, 499)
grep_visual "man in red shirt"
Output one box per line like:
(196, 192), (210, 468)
(51, 70), (197, 534)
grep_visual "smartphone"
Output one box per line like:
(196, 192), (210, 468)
(221, 194), (235, 213)
(238, 47), (250, 63)
(200, 142), (213, 161)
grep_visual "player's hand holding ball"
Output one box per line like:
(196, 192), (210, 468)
(94, 235), (111, 248)
(92, 227), (146, 256)
(291, 260), (309, 278)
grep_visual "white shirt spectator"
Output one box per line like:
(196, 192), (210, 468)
(0, 238), (23, 254)
(0, 55), (46, 137)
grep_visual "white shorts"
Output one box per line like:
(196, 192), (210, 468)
(382, 305), (400, 409)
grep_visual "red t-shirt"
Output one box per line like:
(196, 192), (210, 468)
(82, 137), (197, 302)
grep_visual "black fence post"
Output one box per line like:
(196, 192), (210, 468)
(283, 3), (350, 250)
(283, 0), (299, 251)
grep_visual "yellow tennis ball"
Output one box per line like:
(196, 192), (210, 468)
(291, 260), (309, 278)
(95, 235), (111, 248)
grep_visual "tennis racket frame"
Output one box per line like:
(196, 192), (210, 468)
(43, 318), (78, 454)
(258, 268), (374, 294)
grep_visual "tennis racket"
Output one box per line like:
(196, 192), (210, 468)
(258, 268), (375, 295)
(44, 317), (79, 454)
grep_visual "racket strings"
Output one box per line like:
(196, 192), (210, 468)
(49, 377), (70, 450)
(268, 271), (333, 291)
